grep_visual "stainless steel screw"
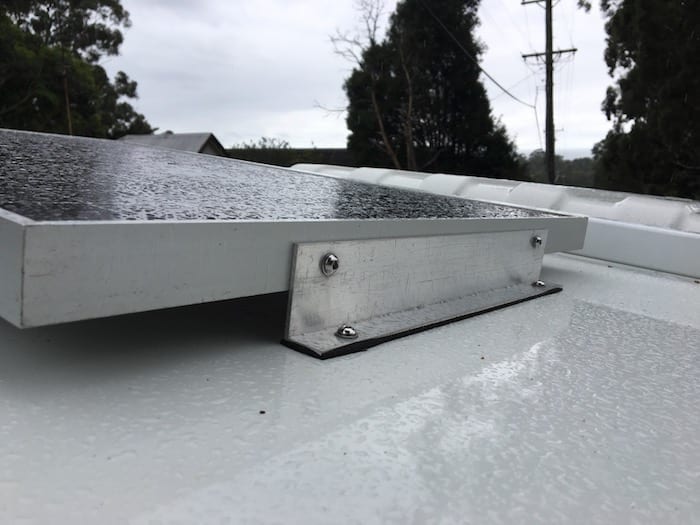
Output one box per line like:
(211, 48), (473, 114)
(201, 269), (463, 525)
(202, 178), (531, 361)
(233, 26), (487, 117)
(320, 253), (339, 277)
(532, 280), (546, 287)
(531, 235), (543, 248)
(335, 324), (358, 340)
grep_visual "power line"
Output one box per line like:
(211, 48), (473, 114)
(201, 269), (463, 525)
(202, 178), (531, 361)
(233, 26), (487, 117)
(560, 57), (575, 151)
(486, 0), (535, 54)
(480, 2), (526, 56)
(417, 0), (536, 109)
(534, 86), (544, 150)
(491, 72), (539, 101)
(523, 5), (535, 50)
(562, 0), (577, 48)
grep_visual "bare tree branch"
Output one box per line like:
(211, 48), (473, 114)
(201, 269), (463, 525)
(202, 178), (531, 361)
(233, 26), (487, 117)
(398, 38), (417, 170)
(370, 88), (401, 170)
(328, 0), (402, 169)
(330, 0), (386, 66)
(421, 148), (445, 171)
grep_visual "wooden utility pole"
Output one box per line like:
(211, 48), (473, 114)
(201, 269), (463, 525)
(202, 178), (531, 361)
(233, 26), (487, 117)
(522, 0), (576, 184)
(544, 0), (554, 184)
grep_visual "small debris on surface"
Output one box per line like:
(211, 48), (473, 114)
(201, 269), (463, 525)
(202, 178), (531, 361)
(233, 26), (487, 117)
(259, 410), (266, 415)
(607, 265), (613, 268)
(480, 356), (485, 360)
(694, 280), (699, 284)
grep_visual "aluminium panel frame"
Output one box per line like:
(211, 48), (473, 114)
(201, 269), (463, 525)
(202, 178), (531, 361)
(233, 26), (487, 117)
(0, 214), (586, 327)
(284, 229), (559, 358)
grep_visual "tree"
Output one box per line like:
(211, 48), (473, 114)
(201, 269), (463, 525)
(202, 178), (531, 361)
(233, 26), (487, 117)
(526, 149), (595, 187)
(231, 137), (291, 150)
(332, 0), (403, 169)
(0, 1), (153, 138)
(343, 0), (524, 179)
(590, 0), (700, 199)
(2, 0), (130, 62)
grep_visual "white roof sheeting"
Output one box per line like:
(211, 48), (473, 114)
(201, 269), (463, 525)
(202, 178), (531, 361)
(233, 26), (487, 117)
(293, 164), (700, 277)
(292, 165), (700, 233)
(1, 253), (699, 524)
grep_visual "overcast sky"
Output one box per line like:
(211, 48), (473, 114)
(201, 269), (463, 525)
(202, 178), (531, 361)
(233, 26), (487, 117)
(103, 0), (611, 158)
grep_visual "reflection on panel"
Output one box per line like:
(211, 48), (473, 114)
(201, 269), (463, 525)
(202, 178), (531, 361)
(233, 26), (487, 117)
(0, 129), (556, 222)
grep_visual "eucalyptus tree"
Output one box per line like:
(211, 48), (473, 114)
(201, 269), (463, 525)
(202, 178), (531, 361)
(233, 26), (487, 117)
(0, 0), (153, 138)
(343, 0), (523, 179)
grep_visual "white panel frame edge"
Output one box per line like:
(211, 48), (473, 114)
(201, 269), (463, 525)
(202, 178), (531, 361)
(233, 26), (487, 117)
(10, 215), (586, 327)
(574, 218), (700, 278)
(0, 209), (30, 326)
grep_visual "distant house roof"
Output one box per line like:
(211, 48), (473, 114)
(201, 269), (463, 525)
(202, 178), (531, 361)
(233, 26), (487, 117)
(119, 132), (226, 156)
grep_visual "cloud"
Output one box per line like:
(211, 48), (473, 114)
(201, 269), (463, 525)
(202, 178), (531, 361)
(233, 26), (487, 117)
(105, 0), (611, 155)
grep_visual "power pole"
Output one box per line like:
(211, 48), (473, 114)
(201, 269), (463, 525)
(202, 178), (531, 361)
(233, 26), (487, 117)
(522, 0), (576, 184)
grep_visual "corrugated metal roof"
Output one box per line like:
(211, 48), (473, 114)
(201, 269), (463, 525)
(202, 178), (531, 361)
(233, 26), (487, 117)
(292, 163), (700, 277)
(292, 164), (700, 233)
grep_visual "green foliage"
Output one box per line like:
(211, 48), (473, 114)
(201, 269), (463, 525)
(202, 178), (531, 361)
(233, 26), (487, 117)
(2, 0), (130, 63)
(231, 137), (291, 150)
(344, 0), (525, 179)
(592, 0), (700, 199)
(526, 149), (596, 188)
(0, 1), (152, 138)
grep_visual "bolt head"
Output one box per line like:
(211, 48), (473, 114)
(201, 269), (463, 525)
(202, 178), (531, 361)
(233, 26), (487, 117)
(320, 253), (339, 277)
(531, 235), (543, 248)
(335, 324), (358, 340)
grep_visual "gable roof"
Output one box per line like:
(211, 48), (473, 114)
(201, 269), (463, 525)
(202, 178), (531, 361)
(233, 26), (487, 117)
(119, 132), (226, 156)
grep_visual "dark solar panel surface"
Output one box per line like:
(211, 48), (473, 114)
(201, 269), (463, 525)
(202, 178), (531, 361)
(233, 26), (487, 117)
(0, 129), (556, 222)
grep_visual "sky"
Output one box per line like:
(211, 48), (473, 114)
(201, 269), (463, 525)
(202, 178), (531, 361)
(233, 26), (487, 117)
(102, 0), (612, 158)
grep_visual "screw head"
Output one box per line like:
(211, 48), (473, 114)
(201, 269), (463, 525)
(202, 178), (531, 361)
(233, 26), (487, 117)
(533, 280), (546, 288)
(320, 253), (339, 277)
(335, 324), (358, 340)
(531, 235), (543, 248)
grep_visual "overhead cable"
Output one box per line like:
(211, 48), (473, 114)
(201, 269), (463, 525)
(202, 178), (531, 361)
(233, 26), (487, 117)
(416, 0), (536, 109)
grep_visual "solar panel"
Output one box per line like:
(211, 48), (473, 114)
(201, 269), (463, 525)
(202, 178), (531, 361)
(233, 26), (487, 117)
(0, 129), (586, 339)
(2, 129), (557, 223)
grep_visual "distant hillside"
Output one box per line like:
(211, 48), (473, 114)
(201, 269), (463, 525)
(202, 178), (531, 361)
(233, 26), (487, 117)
(528, 148), (592, 161)
(227, 146), (597, 189)
(524, 149), (596, 187)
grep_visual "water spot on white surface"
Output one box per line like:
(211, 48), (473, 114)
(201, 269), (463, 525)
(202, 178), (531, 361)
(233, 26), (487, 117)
(1, 284), (699, 524)
(128, 302), (700, 524)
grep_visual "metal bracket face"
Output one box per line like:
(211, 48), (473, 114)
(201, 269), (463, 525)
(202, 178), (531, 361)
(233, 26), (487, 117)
(283, 229), (559, 359)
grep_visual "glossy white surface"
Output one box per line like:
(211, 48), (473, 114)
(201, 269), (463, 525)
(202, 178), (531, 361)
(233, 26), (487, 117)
(580, 218), (700, 278)
(0, 210), (24, 326)
(1, 254), (699, 524)
(293, 164), (700, 277)
(292, 164), (700, 234)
